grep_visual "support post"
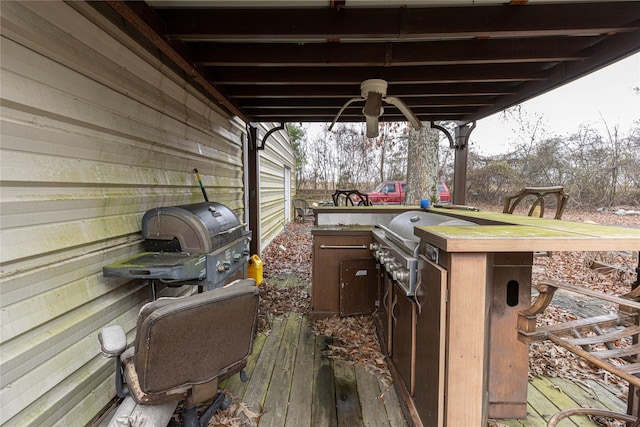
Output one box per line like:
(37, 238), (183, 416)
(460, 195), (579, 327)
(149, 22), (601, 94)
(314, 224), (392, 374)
(430, 122), (475, 206)
(247, 125), (261, 256)
(453, 123), (475, 205)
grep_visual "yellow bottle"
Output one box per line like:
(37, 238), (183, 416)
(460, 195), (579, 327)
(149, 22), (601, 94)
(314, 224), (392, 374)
(247, 254), (263, 285)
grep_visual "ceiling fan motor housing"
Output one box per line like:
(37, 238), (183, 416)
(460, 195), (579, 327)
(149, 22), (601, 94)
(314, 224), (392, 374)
(360, 79), (388, 98)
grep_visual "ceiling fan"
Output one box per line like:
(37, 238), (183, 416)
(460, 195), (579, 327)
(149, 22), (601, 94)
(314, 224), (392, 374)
(328, 79), (422, 138)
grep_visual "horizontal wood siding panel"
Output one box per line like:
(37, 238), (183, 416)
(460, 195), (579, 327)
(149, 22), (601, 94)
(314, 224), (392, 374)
(258, 124), (295, 250)
(0, 2), (246, 425)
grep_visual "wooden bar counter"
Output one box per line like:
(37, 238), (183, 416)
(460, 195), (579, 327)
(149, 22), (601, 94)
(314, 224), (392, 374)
(414, 208), (640, 427)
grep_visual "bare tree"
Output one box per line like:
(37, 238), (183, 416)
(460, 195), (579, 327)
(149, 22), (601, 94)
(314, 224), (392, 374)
(405, 124), (440, 205)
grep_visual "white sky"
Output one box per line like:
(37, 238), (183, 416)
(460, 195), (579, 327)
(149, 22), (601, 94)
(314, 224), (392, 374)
(470, 52), (640, 155)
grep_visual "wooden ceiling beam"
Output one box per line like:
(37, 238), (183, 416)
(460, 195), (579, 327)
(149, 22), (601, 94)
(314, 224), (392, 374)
(192, 37), (596, 67)
(210, 64), (547, 85)
(236, 96), (495, 108)
(223, 83), (518, 99)
(156, 4), (640, 41)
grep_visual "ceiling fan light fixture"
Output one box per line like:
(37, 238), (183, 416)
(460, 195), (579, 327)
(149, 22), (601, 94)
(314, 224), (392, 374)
(365, 115), (380, 138)
(363, 91), (383, 118)
(329, 78), (420, 135)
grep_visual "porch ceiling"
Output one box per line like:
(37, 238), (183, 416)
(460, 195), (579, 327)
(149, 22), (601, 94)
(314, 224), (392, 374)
(98, 1), (640, 126)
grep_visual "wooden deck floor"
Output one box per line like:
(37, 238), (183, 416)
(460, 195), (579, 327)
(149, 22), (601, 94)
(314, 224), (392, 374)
(221, 310), (628, 427)
(95, 275), (629, 426)
(221, 313), (409, 427)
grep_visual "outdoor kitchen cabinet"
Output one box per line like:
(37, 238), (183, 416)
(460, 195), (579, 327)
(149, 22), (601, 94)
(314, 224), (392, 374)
(409, 243), (533, 425)
(377, 270), (393, 355)
(311, 227), (376, 319)
(390, 283), (414, 393)
(413, 255), (447, 427)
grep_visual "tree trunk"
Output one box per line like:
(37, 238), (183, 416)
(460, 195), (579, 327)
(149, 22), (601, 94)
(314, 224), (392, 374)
(406, 124), (439, 205)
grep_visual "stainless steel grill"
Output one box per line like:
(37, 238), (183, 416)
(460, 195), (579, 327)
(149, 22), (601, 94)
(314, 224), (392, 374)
(104, 202), (251, 291)
(371, 211), (476, 296)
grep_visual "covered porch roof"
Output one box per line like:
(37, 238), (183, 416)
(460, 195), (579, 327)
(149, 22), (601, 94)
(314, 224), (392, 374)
(93, 1), (640, 127)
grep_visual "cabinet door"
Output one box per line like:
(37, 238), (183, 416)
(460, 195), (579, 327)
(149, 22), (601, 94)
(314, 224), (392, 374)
(414, 256), (447, 427)
(391, 284), (415, 394)
(339, 258), (378, 316)
(377, 271), (393, 355)
(312, 234), (372, 318)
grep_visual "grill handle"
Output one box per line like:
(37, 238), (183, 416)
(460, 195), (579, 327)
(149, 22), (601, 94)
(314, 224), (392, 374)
(215, 223), (247, 236)
(377, 224), (414, 248)
(320, 244), (367, 250)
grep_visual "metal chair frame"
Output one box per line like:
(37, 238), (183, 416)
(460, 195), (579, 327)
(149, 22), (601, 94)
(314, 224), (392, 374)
(503, 186), (569, 220)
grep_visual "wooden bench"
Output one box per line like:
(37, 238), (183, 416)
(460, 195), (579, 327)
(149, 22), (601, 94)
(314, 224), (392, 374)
(518, 280), (640, 426)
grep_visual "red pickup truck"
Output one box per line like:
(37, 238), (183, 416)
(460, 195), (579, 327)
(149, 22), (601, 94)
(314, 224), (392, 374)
(361, 180), (451, 205)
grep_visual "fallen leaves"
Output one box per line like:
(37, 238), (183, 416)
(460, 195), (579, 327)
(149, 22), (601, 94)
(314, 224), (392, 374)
(311, 315), (393, 387)
(260, 222), (313, 281)
(205, 400), (265, 427)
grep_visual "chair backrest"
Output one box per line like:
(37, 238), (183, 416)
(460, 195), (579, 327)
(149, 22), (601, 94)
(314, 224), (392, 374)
(293, 198), (314, 221)
(331, 189), (371, 206)
(503, 186), (569, 220)
(293, 198), (309, 210)
(134, 280), (259, 394)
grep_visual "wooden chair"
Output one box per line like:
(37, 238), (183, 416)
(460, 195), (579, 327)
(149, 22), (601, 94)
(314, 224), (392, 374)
(518, 280), (640, 427)
(293, 198), (315, 222)
(331, 189), (371, 206)
(503, 186), (569, 220)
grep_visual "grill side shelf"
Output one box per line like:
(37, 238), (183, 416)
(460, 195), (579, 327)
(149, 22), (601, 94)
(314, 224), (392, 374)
(103, 252), (206, 280)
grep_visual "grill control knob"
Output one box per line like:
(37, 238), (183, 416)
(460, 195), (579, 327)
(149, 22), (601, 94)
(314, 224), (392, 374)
(386, 261), (401, 272)
(393, 268), (409, 282)
(233, 253), (241, 262)
(370, 243), (380, 251)
(380, 254), (393, 265)
(376, 250), (389, 262)
(217, 261), (231, 272)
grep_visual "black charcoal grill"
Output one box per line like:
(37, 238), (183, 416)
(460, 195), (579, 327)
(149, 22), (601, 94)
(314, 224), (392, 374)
(104, 202), (251, 291)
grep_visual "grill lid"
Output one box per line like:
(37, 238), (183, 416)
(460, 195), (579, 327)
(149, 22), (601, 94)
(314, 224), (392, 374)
(142, 202), (246, 253)
(384, 211), (477, 253)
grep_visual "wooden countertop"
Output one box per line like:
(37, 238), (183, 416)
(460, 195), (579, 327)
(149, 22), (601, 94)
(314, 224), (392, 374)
(314, 206), (421, 214)
(415, 208), (640, 253)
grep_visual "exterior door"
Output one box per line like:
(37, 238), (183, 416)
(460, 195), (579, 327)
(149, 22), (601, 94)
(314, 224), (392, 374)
(284, 167), (291, 222)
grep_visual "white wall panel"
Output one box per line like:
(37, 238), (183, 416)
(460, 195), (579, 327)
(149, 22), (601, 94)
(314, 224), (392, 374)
(258, 123), (296, 251)
(0, 1), (247, 425)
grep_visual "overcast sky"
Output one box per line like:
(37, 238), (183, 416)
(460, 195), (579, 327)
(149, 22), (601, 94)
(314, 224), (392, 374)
(469, 52), (640, 155)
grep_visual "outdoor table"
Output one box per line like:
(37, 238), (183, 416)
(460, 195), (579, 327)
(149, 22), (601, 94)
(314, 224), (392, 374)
(413, 208), (640, 426)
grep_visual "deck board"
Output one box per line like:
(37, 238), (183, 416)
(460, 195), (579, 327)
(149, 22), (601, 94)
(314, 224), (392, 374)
(260, 316), (301, 426)
(242, 316), (286, 415)
(284, 316), (314, 427)
(334, 360), (363, 426)
(355, 365), (390, 427)
(311, 334), (339, 426)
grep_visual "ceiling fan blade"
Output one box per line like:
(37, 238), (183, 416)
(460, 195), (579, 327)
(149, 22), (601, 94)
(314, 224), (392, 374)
(384, 96), (422, 130)
(328, 97), (362, 131)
